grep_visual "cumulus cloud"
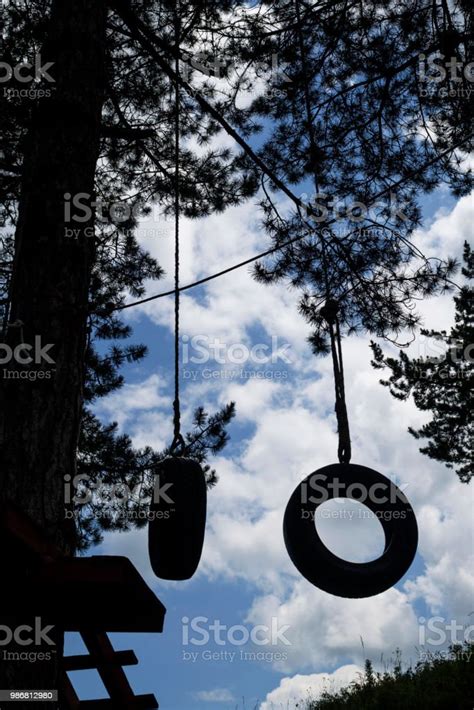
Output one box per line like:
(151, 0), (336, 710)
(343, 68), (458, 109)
(246, 583), (420, 673)
(95, 373), (171, 443)
(99, 190), (473, 701)
(260, 665), (362, 710)
(192, 688), (236, 703)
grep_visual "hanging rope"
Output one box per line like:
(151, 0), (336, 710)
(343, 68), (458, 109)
(329, 314), (351, 464)
(319, 250), (352, 464)
(103, 131), (469, 315)
(294, 0), (351, 465)
(170, 5), (185, 455)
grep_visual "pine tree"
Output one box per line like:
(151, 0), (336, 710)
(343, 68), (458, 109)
(245, 0), (472, 351)
(370, 242), (473, 483)
(0, 0), (254, 552)
(0, 0), (472, 699)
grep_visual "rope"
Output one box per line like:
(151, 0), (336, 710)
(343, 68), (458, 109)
(330, 316), (351, 464)
(170, 5), (185, 456)
(107, 0), (474, 315)
(106, 133), (473, 315)
(112, 233), (315, 310)
(320, 256), (352, 463)
(294, 0), (351, 465)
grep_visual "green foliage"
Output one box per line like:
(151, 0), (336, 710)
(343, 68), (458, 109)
(1, 1), (473, 547)
(74, 403), (236, 550)
(304, 644), (474, 710)
(1, 0), (253, 551)
(249, 0), (471, 350)
(370, 243), (473, 482)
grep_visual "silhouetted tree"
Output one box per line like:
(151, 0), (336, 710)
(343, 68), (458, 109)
(0, 0), (472, 698)
(371, 242), (473, 483)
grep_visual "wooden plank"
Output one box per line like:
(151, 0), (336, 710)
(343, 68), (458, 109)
(1, 505), (162, 708)
(64, 649), (138, 671)
(4, 556), (166, 632)
(81, 631), (138, 703)
(41, 557), (166, 632)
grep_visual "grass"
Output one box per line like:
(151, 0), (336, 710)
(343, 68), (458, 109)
(304, 643), (474, 710)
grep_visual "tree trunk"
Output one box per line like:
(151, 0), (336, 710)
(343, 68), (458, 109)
(0, 0), (107, 704)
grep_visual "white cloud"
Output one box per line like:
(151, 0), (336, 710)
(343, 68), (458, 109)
(96, 373), (170, 439)
(131, 198), (308, 355)
(99, 191), (473, 701)
(260, 665), (362, 710)
(413, 192), (473, 263)
(193, 688), (236, 703)
(246, 583), (420, 673)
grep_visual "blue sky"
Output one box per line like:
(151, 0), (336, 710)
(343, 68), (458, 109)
(64, 180), (473, 708)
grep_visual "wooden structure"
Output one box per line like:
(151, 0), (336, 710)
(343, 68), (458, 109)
(1, 504), (165, 708)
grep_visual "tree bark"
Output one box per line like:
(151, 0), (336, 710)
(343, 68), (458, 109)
(0, 0), (107, 704)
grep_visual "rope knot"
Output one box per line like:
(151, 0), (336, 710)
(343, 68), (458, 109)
(320, 299), (339, 325)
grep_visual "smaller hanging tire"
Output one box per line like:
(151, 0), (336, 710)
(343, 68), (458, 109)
(148, 457), (207, 580)
(283, 463), (418, 598)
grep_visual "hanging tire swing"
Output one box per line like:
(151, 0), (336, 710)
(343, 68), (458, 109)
(148, 12), (207, 581)
(279, 0), (418, 598)
(283, 462), (418, 598)
(145, 0), (418, 593)
(282, 298), (418, 598)
(149, 456), (207, 580)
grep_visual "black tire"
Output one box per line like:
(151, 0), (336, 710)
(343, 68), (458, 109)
(148, 457), (207, 580)
(283, 462), (418, 598)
